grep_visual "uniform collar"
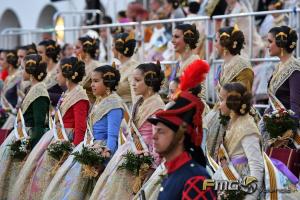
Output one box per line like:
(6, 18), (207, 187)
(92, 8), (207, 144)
(165, 151), (191, 174)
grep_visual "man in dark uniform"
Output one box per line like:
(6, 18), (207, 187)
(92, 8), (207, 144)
(148, 59), (216, 200)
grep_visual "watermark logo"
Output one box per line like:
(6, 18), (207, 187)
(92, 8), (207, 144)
(202, 176), (258, 194)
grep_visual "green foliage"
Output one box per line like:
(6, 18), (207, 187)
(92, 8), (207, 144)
(72, 145), (108, 167)
(8, 138), (31, 160)
(47, 140), (73, 160)
(118, 151), (153, 176)
(220, 190), (247, 200)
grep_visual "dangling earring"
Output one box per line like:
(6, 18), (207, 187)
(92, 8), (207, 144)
(280, 48), (284, 57)
(223, 48), (228, 57)
(30, 75), (34, 82)
(106, 88), (111, 96)
(185, 45), (190, 52)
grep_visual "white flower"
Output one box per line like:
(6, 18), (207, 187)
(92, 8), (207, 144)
(275, 114), (280, 118)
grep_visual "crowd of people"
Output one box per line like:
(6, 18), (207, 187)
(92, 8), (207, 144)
(0, 0), (299, 200)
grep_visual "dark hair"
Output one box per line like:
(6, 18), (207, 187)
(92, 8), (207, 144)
(118, 11), (127, 18)
(136, 62), (164, 92)
(223, 82), (252, 116)
(189, 2), (200, 14)
(218, 26), (245, 55)
(24, 54), (47, 81)
(102, 15), (113, 24)
(78, 36), (98, 59)
(114, 32), (136, 57)
(94, 65), (121, 91)
(270, 0), (284, 10)
(175, 24), (199, 49)
(60, 57), (85, 83)
(269, 25), (298, 53)
(25, 43), (37, 55)
(5, 50), (18, 69)
(38, 40), (60, 62)
(167, 0), (180, 9)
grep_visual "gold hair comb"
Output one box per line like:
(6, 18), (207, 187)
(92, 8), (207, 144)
(112, 62), (116, 69)
(232, 24), (240, 34)
(83, 41), (93, 46)
(103, 71), (115, 78)
(62, 63), (72, 69)
(144, 71), (156, 77)
(46, 45), (55, 49)
(6, 53), (15, 57)
(116, 38), (125, 44)
(276, 32), (287, 39)
(220, 32), (230, 38)
(26, 60), (37, 66)
(125, 32), (135, 42)
(183, 30), (194, 36)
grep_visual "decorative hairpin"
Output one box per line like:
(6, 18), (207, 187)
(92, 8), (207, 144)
(38, 72), (44, 80)
(232, 41), (238, 49)
(103, 71), (115, 78)
(26, 59), (37, 66)
(232, 24), (240, 34)
(72, 72), (78, 80)
(124, 47), (129, 54)
(62, 63), (72, 69)
(183, 30), (194, 36)
(240, 104), (247, 114)
(290, 42), (296, 49)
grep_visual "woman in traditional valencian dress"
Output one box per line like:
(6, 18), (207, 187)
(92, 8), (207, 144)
(75, 36), (102, 103)
(43, 65), (124, 200)
(260, 26), (300, 191)
(0, 51), (22, 130)
(114, 32), (139, 106)
(0, 54), (50, 199)
(11, 57), (89, 200)
(90, 62), (165, 200)
(38, 40), (64, 107)
(205, 25), (254, 161)
(213, 82), (264, 200)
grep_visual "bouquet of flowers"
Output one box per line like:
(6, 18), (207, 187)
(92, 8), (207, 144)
(0, 108), (9, 128)
(47, 140), (73, 161)
(263, 109), (298, 139)
(8, 138), (31, 160)
(118, 151), (154, 194)
(72, 145), (111, 178)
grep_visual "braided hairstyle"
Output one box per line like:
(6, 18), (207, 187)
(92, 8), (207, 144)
(114, 32), (136, 57)
(60, 57), (86, 84)
(136, 62), (165, 92)
(222, 82), (252, 116)
(78, 36), (98, 59)
(38, 40), (60, 62)
(24, 54), (47, 81)
(269, 25), (298, 54)
(175, 23), (199, 49)
(94, 65), (121, 91)
(5, 50), (18, 69)
(219, 26), (245, 55)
